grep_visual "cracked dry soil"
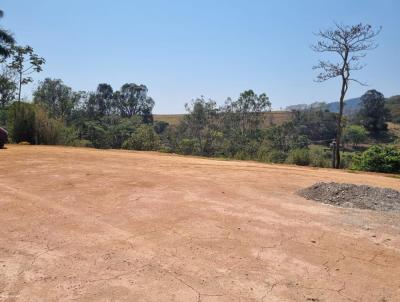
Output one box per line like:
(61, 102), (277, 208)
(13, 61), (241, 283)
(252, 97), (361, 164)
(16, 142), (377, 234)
(1, 145), (400, 301)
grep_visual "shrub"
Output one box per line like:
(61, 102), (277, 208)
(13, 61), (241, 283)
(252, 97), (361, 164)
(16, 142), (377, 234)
(309, 145), (330, 168)
(340, 152), (354, 169)
(257, 145), (287, 163)
(122, 125), (160, 151)
(7, 102), (36, 144)
(158, 145), (172, 153)
(35, 106), (64, 145)
(267, 150), (287, 163)
(154, 121), (169, 134)
(352, 145), (400, 173)
(69, 139), (93, 148)
(234, 150), (250, 160)
(286, 148), (311, 166)
(177, 138), (200, 155)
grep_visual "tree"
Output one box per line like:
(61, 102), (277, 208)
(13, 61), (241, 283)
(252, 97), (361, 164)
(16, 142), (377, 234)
(85, 83), (115, 118)
(343, 125), (368, 148)
(357, 90), (390, 136)
(291, 109), (337, 142)
(0, 69), (16, 108)
(7, 45), (45, 101)
(223, 90), (271, 136)
(33, 78), (77, 119)
(122, 124), (160, 151)
(312, 23), (380, 168)
(0, 10), (15, 60)
(114, 83), (155, 120)
(181, 97), (220, 155)
(7, 101), (36, 144)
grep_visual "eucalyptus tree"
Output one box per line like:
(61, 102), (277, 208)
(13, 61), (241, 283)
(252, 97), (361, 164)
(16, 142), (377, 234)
(114, 83), (154, 119)
(85, 83), (114, 118)
(33, 78), (77, 119)
(222, 90), (271, 137)
(358, 89), (390, 136)
(312, 23), (380, 168)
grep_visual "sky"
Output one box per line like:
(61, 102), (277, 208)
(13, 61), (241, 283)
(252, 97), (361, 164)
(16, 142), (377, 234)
(1, 0), (399, 113)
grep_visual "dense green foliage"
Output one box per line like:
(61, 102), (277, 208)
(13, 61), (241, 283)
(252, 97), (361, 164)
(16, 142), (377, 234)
(352, 145), (400, 173)
(343, 125), (368, 148)
(122, 125), (160, 151)
(358, 90), (390, 136)
(7, 102), (36, 144)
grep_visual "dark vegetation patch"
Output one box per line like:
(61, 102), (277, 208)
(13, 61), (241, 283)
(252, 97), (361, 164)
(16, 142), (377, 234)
(298, 182), (400, 211)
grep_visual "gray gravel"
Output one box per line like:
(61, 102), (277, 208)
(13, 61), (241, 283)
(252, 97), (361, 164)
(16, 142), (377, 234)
(298, 182), (400, 211)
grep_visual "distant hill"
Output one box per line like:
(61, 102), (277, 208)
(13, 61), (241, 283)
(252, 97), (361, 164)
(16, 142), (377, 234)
(286, 95), (400, 117)
(326, 97), (361, 115)
(286, 98), (361, 114)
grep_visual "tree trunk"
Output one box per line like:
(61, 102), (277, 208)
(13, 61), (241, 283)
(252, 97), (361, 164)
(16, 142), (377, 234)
(18, 71), (22, 102)
(336, 75), (348, 169)
(335, 49), (350, 169)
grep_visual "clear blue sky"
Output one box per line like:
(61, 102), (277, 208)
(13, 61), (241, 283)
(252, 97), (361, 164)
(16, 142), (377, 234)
(2, 0), (399, 113)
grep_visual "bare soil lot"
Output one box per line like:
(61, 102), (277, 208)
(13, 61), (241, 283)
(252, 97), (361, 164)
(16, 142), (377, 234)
(1, 145), (399, 301)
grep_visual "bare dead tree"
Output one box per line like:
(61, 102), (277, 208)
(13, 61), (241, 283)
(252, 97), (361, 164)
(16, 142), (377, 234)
(312, 23), (381, 168)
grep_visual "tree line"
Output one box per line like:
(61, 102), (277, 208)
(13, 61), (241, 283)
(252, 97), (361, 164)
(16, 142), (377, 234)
(1, 9), (399, 173)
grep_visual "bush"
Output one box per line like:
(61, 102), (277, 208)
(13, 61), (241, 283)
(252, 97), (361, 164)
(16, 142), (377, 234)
(122, 125), (160, 151)
(154, 121), (169, 134)
(69, 139), (93, 148)
(267, 150), (287, 163)
(35, 106), (64, 145)
(257, 145), (287, 163)
(309, 145), (330, 168)
(340, 152), (354, 169)
(177, 138), (200, 155)
(7, 102), (36, 144)
(234, 150), (250, 160)
(286, 148), (311, 166)
(352, 145), (400, 173)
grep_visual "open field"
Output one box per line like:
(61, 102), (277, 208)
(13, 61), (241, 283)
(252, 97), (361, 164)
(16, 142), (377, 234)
(0, 145), (400, 301)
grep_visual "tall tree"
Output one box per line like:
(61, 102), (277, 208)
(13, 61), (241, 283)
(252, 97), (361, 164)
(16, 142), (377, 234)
(33, 78), (77, 119)
(312, 23), (380, 168)
(84, 83), (114, 118)
(358, 89), (390, 136)
(223, 90), (271, 136)
(182, 97), (220, 155)
(114, 83), (154, 119)
(0, 10), (15, 60)
(8, 45), (45, 101)
(0, 69), (16, 108)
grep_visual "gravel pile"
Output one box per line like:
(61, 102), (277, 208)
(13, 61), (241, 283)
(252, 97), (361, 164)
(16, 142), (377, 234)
(298, 182), (400, 211)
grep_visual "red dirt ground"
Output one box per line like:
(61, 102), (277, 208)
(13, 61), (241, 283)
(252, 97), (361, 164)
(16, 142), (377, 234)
(0, 145), (399, 301)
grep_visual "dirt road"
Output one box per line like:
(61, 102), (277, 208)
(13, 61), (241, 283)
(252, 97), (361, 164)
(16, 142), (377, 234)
(0, 145), (399, 301)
